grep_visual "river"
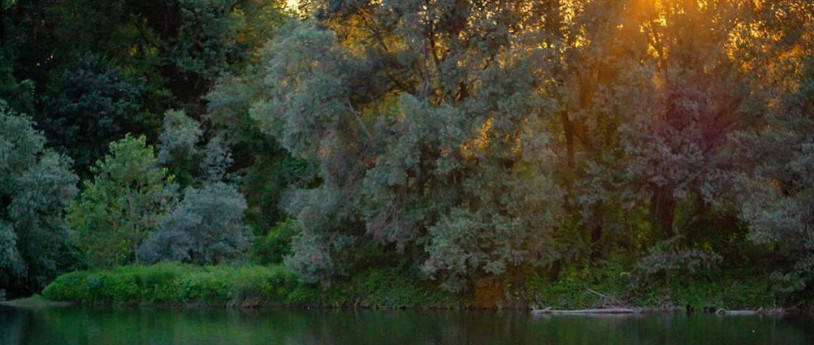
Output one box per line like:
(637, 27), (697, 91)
(1, 306), (813, 344)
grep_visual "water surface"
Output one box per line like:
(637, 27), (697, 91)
(1, 306), (812, 345)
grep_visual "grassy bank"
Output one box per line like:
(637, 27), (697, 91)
(518, 265), (779, 310)
(42, 263), (297, 307)
(41, 263), (458, 309)
(0, 294), (74, 308)
(41, 263), (786, 310)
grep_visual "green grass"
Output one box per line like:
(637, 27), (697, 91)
(630, 273), (777, 309)
(517, 262), (632, 309)
(0, 294), (75, 307)
(41, 263), (457, 309)
(497, 261), (779, 310)
(42, 263), (297, 307)
(41, 262), (782, 310)
(526, 269), (777, 310)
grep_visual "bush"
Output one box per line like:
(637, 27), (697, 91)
(633, 244), (723, 287)
(42, 262), (459, 309)
(532, 261), (632, 309)
(251, 219), (300, 265)
(42, 263), (297, 307)
(139, 183), (252, 265)
(630, 271), (776, 309)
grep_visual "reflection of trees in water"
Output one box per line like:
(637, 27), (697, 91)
(2, 308), (814, 345)
(284, 310), (445, 345)
(0, 307), (24, 345)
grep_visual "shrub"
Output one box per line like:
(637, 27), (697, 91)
(633, 244), (723, 286)
(139, 183), (252, 265)
(251, 219), (300, 265)
(42, 263), (297, 307)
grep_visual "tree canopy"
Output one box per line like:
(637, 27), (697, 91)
(0, 101), (77, 295)
(1, 0), (814, 302)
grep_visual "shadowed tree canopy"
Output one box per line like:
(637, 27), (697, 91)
(0, 100), (78, 297)
(238, 0), (814, 293)
(2, 0), (814, 301)
(249, 0), (568, 290)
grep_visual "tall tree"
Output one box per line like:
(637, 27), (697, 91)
(0, 100), (77, 296)
(738, 2), (814, 291)
(40, 55), (155, 177)
(251, 0), (567, 290)
(68, 135), (176, 268)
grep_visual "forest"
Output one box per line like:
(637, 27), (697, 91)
(0, 0), (813, 309)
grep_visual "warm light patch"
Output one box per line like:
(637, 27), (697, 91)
(286, 0), (299, 12)
(461, 117), (493, 159)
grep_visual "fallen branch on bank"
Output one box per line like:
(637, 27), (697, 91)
(715, 308), (785, 316)
(585, 288), (627, 307)
(532, 307), (786, 316)
(532, 307), (645, 315)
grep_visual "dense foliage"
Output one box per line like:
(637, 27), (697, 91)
(0, 102), (77, 296)
(41, 262), (457, 309)
(240, 0), (813, 297)
(2, 0), (814, 307)
(42, 263), (298, 306)
(139, 182), (252, 265)
(67, 135), (176, 268)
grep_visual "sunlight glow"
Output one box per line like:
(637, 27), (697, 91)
(286, 0), (299, 12)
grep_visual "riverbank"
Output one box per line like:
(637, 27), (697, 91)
(41, 263), (458, 309)
(39, 263), (795, 311)
(42, 263), (299, 308)
(0, 295), (74, 308)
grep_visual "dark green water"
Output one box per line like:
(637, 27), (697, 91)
(2, 306), (813, 345)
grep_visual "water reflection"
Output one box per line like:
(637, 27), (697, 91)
(1, 306), (813, 345)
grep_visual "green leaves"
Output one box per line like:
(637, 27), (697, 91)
(244, 8), (567, 290)
(40, 55), (153, 177)
(139, 182), (252, 265)
(68, 135), (176, 268)
(251, 21), (354, 160)
(158, 110), (203, 166)
(0, 101), (78, 294)
(0, 222), (23, 278)
(734, 54), (814, 292)
(251, 219), (300, 265)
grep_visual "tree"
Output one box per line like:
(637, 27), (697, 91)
(157, 109), (203, 186)
(0, 50), (35, 115)
(205, 60), (316, 240)
(247, 0), (813, 293)
(50, 0), (288, 106)
(619, 0), (753, 240)
(251, 2), (565, 290)
(0, 100), (78, 296)
(68, 135), (176, 268)
(251, 218), (300, 265)
(40, 55), (156, 177)
(145, 108), (254, 265)
(155, 108), (240, 186)
(739, 42), (814, 292)
(139, 182), (252, 265)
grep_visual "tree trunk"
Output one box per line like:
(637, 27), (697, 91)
(561, 110), (575, 168)
(651, 187), (676, 239)
(590, 224), (603, 260)
(589, 204), (603, 260)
